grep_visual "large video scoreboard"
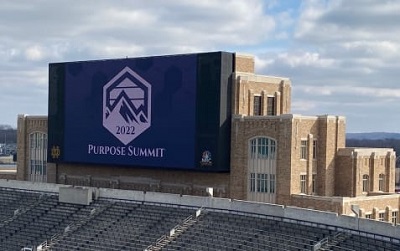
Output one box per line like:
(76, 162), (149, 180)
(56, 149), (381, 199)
(48, 52), (233, 172)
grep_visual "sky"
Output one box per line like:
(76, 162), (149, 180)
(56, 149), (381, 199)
(1, 0), (400, 133)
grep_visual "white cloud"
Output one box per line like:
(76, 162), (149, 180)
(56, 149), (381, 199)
(254, 56), (274, 71)
(3, 0), (275, 60)
(354, 86), (400, 98)
(25, 45), (45, 61)
(295, 0), (400, 42)
(341, 41), (400, 59)
(299, 85), (400, 99)
(291, 100), (317, 112)
(302, 86), (333, 96)
(276, 51), (335, 68)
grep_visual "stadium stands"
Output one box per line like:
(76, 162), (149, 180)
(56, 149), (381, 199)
(0, 183), (399, 251)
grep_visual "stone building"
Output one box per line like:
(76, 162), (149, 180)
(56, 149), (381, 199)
(16, 53), (399, 224)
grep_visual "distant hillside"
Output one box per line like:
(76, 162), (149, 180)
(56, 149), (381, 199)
(346, 132), (400, 140)
(346, 136), (400, 168)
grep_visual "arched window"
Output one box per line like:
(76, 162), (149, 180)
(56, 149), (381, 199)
(379, 173), (385, 191)
(29, 132), (47, 182)
(362, 174), (369, 192)
(248, 137), (277, 203)
(250, 137), (276, 160)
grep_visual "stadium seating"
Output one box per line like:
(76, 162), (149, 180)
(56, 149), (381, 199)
(0, 186), (399, 251)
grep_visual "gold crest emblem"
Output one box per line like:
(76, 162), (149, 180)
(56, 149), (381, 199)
(51, 145), (61, 159)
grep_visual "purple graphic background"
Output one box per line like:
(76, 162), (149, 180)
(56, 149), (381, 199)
(63, 55), (197, 168)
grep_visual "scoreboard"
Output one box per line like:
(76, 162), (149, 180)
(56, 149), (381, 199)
(48, 52), (233, 172)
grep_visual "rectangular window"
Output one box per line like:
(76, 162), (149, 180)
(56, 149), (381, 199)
(378, 212), (385, 221)
(257, 173), (268, 193)
(312, 174), (316, 194)
(392, 211), (398, 225)
(253, 95), (262, 116)
(312, 140), (317, 159)
(29, 132), (48, 183)
(266, 97), (275, 116)
(262, 173), (268, 193)
(270, 141), (276, 158)
(30, 133), (35, 149)
(300, 175), (307, 194)
(270, 174), (275, 193)
(43, 161), (47, 174)
(378, 174), (385, 191)
(257, 138), (268, 158)
(300, 140), (307, 159)
(30, 159), (35, 174)
(250, 139), (256, 159)
(362, 175), (369, 192)
(250, 173), (256, 192)
(365, 214), (372, 219)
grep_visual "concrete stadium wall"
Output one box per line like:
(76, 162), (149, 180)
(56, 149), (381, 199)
(284, 206), (339, 225)
(0, 179), (65, 193)
(1, 179), (399, 240)
(59, 186), (93, 205)
(99, 185), (400, 240)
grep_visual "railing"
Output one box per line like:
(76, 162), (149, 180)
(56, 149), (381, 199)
(39, 202), (114, 250)
(313, 236), (329, 250)
(0, 193), (48, 227)
(144, 208), (204, 251)
(314, 232), (352, 251)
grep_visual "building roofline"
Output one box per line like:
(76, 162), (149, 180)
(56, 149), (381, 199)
(233, 114), (346, 121)
(235, 72), (291, 84)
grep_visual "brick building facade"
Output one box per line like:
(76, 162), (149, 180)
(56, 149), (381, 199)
(16, 53), (399, 224)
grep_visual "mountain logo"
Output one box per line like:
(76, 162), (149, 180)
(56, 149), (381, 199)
(103, 67), (151, 145)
